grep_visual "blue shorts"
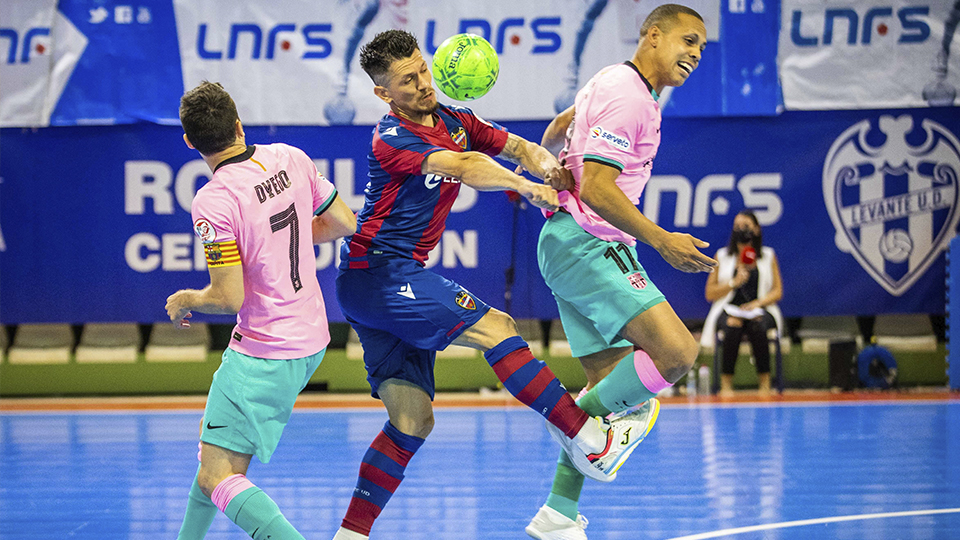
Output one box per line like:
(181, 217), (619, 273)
(335, 258), (490, 400)
(201, 347), (326, 464)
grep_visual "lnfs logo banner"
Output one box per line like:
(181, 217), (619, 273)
(0, 0), (86, 127)
(780, 0), (960, 110)
(823, 114), (960, 295)
(171, 0), (739, 126)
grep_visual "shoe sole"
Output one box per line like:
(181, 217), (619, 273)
(525, 518), (585, 539)
(608, 398), (660, 475)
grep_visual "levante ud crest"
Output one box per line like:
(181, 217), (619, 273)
(822, 115), (960, 296)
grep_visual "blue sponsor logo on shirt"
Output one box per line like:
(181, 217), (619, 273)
(590, 126), (630, 150)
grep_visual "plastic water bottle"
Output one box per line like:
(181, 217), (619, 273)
(686, 368), (696, 396)
(698, 365), (711, 395)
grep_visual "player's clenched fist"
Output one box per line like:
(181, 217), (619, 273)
(543, 166), (575, 193)
(518, 182), (560, 211)
(165, 291), (194, 328)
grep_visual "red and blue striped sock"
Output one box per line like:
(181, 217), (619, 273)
(341, 421), (425, 536)
(484, 336), (589, 438)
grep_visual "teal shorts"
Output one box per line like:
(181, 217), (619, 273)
(538, 211), (666, 358)
(200, 347), (326, 463)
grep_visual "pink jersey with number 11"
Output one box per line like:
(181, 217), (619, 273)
(557, 61), (662, 246)
(191, 144), (338, 359)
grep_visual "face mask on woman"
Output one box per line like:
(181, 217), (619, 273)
(733, 228), (754, 244)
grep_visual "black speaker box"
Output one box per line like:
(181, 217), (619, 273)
(828, 339), (858, 391)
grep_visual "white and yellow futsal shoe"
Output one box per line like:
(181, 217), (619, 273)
(547, 398), (661, 482)
(525, 505), (589, 540)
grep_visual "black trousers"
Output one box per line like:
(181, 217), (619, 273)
(719, 311), (776, 375)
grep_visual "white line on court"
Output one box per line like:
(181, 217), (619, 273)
(664, 508), (960, 540)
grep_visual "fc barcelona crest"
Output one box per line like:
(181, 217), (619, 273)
(455, 290), (476, 310)
(450, 127), (467, 150)
(627, 272), (647, 290)
(822, 115), (960, 296)
(204, 243), (223, 262)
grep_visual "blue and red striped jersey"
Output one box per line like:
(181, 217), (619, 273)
(340, 104), (508, 269)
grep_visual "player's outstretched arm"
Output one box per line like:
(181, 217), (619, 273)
(312, 195), (357, 244)
(165, 265), (245, 327)
(422, 149), (560, 211)
(580, 160), (716, 273)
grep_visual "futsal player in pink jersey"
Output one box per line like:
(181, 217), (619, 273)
(166, 81), (356, 540)
(524, 5), (718, 539)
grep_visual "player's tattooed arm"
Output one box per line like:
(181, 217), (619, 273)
(498, 133), (552, 175)
(499, 133), (574, 192)
(423, 150), (560, 211)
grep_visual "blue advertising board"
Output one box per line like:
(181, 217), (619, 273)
(2, 106), (955, 324)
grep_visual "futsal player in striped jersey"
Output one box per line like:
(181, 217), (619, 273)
(525, 5), (717, 539)
(331, 30), (656, 540)
(167, 81), (356, 539)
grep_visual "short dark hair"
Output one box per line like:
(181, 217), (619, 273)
(179, 81), (239, 156)
(359, 29), (420, 86)
(639, 4), (703, 37)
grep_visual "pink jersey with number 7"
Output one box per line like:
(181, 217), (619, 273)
(191, 143), (338, 359)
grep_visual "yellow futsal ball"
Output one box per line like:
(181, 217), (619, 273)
(431, 33), (499, 101)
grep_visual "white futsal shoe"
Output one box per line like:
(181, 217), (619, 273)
(332, 526), (368, 540)
(525, 505), (588, 540)
(547, 398), (661, 482)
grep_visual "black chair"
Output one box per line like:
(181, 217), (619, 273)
(711, 325), (784, 395)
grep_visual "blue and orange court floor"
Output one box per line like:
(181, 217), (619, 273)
(2, 390), (958, 539)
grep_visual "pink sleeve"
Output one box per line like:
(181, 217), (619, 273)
(289, 146), (336, 215)
(580, 86), (644, 171)
(312, 170), (337, 215)
(191, 189), (237, 244)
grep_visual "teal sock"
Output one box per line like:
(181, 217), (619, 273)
(177, 467), (218, 540)
(223, 486), (305, 540)
(582, 352), (657, 415)
(545, 454), (585, 520)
